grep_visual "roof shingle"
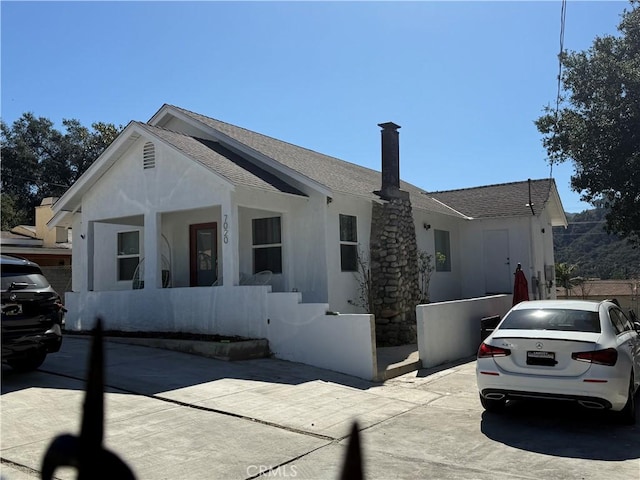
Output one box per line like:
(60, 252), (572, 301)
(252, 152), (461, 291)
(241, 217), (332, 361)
(139, 123), (306, 197)
(428, 179), (556, 219)
(151, 105), (560, 220)
(164, 105), (464, 217)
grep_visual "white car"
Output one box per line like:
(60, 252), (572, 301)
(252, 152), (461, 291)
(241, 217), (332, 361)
(476, 299), (640, 424)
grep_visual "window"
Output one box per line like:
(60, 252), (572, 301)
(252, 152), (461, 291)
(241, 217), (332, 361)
(500, 308), (601, 333)
(252, 217), (282, 274)
(434, 229), (451, 272)
(143, 142), (156, 169)
(610, 308), (631, 334)
(117, 231), (140, 281)
(1, 265), (50, 290)
(340, 214), (358, 272)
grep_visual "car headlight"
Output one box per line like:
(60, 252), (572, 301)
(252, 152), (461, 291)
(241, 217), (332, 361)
(45, 324), (62, 336)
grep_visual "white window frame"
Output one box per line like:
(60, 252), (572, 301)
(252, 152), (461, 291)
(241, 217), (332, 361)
(117, 230), (140, 281)
(252, 217), (282, 274)
(339, 214), (358, 272)
(434, 229), (451, 272)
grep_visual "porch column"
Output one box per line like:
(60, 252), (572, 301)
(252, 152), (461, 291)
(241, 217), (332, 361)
(86, 220), (95, 292)
(220, 198), (239, 286)
(144, 212), (160, 289)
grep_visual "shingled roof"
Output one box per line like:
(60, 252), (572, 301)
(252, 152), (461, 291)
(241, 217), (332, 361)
(428, 179), (560, 220)
(157, 105), (466, 218)
(56, 104), (566, 227)
(137, 123), (306, 197)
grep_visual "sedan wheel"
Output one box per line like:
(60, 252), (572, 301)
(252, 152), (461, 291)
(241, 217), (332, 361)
(620, 374), (636, 425)
(7, 350), (47, 372)
(480, 394), (506, 413)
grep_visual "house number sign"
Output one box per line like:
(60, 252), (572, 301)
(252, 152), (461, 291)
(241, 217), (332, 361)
(223, 215), (229, 244)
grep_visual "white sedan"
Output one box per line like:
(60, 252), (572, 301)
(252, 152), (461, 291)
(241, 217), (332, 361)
(476, 299), (640, 424)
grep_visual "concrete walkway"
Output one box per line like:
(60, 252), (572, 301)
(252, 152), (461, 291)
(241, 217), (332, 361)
(376, 344), (420, 381)
(1, 337), (638, 480)
(100, 334), (421, 382)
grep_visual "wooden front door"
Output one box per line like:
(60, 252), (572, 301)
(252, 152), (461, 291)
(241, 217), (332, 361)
(189, 223), (217, 287)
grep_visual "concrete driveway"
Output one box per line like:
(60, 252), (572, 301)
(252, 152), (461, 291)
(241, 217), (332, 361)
(1, 337), (638, 479)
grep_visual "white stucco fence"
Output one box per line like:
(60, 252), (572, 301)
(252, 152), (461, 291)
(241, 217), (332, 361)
(266, 293), (377, 381)
(64, 287), (377, 381)
(417, 295), (513, 368)
(64, 287), (271, 338)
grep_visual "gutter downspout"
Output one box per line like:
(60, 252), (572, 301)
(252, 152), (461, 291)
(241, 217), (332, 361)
(529, 215), (539, 299)
(526, 179), (540, 299)
(527, 179), (536, 216)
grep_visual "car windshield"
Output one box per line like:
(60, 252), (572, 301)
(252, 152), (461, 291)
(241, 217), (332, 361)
(1, 265), (50, 290)
(499, 308), (601, 333)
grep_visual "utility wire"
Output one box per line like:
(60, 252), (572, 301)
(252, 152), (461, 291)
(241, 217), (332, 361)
(550, 0), (567, 180)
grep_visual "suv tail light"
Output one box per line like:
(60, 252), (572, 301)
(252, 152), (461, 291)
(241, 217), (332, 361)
(571, 348), (618, 366)
(478, 343), (511, 358)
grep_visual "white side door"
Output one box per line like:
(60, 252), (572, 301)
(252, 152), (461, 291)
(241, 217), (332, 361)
(483, 229), (511, 294)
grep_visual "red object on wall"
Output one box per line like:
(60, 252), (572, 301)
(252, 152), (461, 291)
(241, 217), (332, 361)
(513, 268), (530, 306)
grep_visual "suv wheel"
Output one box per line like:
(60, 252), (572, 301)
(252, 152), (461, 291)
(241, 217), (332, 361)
(7, 350), (47, 372)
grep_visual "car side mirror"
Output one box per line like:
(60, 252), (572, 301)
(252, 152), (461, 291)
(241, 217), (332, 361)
(634, 321), (640, 332)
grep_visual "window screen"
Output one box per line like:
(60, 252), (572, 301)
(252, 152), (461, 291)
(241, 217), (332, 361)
(339, 214), (358, 272)
(252, 217), (282, 274)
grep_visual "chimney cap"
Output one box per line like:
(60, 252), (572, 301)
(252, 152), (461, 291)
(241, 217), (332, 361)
(378, 122), (401, 130)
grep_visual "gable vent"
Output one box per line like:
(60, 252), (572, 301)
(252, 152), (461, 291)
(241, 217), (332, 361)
(143, 142), (156, 169)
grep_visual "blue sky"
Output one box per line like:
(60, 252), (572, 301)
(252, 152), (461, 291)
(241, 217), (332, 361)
(1, 1), (629, 213)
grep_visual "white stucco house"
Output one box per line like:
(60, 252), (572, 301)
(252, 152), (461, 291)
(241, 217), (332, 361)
(48, 104), (567, 378)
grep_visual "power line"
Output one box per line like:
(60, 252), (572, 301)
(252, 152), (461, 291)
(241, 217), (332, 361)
(554, 232), (612, 236)
(546, 0), (568, 200)
(566, 220), (607, 224)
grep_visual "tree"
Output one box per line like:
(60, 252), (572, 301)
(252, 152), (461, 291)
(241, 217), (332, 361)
(536, 1), (640, 244)
(0, 114), (121, 230)
(555, 262), (578, 297)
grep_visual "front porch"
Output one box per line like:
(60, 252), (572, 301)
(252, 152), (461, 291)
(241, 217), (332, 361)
(84, 204), (291, 292)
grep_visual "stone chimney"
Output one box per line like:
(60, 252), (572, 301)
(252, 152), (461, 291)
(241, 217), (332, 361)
(369, 122), (420, 346)
(378, 122), (402, 199)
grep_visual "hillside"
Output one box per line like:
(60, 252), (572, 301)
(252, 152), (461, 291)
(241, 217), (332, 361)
(553, 208), (640, 279)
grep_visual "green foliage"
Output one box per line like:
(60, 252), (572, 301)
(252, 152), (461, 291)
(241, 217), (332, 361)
(536, 1), (640, 244)
(347, 245), (373, 312)
(553, 207), (640, 280)
(417, 250), (434, 303)
(0, 193), (30, 231)
(554, 262), (578, 297)
(0, 113), (122, 229)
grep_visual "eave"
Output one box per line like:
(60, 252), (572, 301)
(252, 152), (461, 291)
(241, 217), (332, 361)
(49, 121), (141, 227)
(48, 121), (238, 229)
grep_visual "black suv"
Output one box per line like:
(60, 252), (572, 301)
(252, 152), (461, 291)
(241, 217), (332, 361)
(1, 255), (64, 371)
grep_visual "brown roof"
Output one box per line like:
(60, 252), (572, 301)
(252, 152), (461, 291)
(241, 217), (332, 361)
(162, 105), (467, 218)
(428, 179), (556, 219)
(138, 123), (306, 196)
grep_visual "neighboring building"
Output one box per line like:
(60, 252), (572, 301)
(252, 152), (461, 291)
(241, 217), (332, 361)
(48, 104), (567, 346)
(557, 279), (640, 316)
(1, 197), (72, 294)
